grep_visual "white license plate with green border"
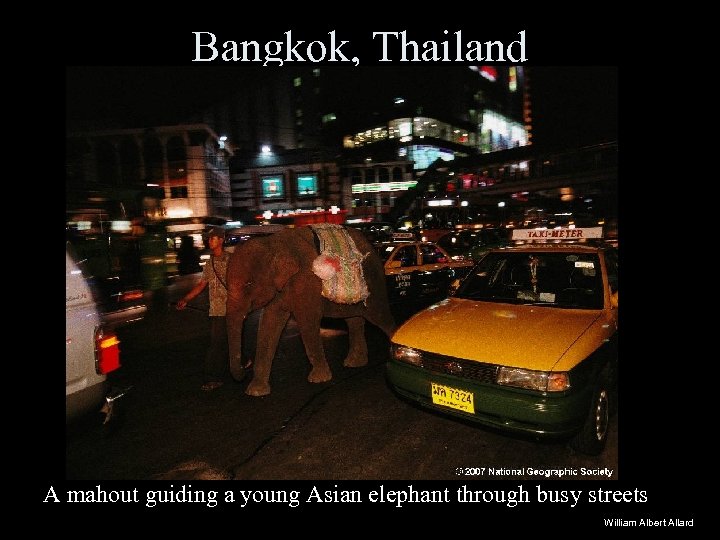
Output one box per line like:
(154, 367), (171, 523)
(431, 382), (475, 413)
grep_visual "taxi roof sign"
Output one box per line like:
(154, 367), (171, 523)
(511, 227), (603, 241)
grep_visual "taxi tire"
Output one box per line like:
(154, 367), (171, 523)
(570, 375), (611, 456)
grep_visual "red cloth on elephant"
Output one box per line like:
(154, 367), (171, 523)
(310, 224), (370, 305)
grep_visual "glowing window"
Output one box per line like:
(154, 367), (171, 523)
(297, 174), (318, 196)
(262, 176), (284, 199)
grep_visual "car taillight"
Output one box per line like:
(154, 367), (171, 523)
(120, 290), (144, 302)
(95, 325), (121, 374)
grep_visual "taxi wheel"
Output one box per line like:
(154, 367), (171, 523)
(570, 379), (610, 456)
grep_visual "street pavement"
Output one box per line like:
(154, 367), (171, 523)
(65, 273), (619, 481)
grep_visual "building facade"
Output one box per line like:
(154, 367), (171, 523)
(222, 66), (530, 224)
(229, 148), (343, 224)
(410, 141), (618, 230)
(292, 65), (530, 153)
(66, 124), (233, 223)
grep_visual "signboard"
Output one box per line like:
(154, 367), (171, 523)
(511, 227), (603, 240)
(262, 176), (284, 199)
(297, 174), (318, 196)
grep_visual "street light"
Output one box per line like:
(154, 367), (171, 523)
(498, 201), (506, 227)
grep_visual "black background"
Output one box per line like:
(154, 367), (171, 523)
(58, 24), (694, 526)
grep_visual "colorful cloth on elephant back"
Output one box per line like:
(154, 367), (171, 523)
(310, 224), (370, 305)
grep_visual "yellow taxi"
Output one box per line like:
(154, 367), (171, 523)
(387, 227), (618, 455)
(374, 235), (475, 305)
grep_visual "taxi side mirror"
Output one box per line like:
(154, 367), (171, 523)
(388, 260), (402, 269)
(610, 290), (618, 309)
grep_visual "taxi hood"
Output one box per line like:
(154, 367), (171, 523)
(392, 297), (604, 371)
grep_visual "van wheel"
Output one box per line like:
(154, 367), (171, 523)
(569, 379), (610, 455)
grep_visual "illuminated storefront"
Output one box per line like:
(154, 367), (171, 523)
(480, 110), (528, 153)
(344, 116), (476, 152)
(399, 145), (456, 170)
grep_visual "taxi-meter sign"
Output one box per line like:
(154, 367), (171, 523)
(511, 227), (603, 241)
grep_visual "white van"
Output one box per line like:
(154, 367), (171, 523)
(66, 242), (129, 424)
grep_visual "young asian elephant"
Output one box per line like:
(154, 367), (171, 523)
(225, 225), (396, 396)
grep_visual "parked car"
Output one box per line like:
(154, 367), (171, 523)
(66, 229), (147, 328)
(387, 227), (618, 455)
(347, 222), (396, 243)
(417, 227), (455, 243)
(374, 240), (475, 305)
(66, 242), (130, 424)
(437, 228), (510, 262)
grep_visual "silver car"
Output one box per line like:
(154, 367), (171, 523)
(66, 243), (130, 424)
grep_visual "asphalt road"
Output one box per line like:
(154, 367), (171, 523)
(65, 274), (618, 481)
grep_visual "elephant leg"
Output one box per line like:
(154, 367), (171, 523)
(246, 305), (291, 397)
(343, 316), (368, 367)
(296, 312), (332, 384)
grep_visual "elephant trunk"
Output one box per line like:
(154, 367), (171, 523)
(227, 309), (248, 382)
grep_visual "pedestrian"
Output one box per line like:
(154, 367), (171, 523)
(177, 235), (201, 275)
(176, 226), (236, 391)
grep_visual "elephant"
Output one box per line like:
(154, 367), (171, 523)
(225, 225), (397, 396)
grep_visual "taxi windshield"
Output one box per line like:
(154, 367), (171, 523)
(454, 251), (604, 309)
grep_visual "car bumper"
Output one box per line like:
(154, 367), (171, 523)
(66, 380), (107, 423)
(386, 360), (591, 437)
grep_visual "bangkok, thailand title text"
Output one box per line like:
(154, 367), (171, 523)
(192, 30), (527, 67)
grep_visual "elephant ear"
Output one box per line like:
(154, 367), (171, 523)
(270, 249), (300, 291)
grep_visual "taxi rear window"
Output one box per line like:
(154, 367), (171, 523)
(420, 244), (447, 264)
(454, 252), (604, 309)
(375, 244), (396, 262)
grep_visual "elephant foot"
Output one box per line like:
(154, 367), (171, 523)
(307, 366), (332, 384)
(245, 379), (271, 397)
(343, 356), (368, 368)
(230, 365), (248, 382)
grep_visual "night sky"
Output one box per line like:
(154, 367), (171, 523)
(66, 65), (617, 148)
(529, 67), (617, 147)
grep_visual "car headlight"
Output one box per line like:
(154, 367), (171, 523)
(497, 367), (570, 392)
(391, 344), (423, 366)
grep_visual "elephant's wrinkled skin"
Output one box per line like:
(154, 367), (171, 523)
(226, 226), (396, 396)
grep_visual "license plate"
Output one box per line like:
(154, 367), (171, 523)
(430, 382), (475, 413)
